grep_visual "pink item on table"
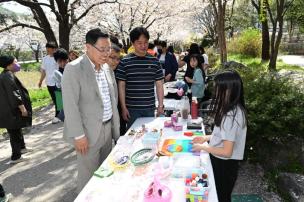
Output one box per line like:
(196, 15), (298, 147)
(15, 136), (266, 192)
(144, 176), (172, 202)
(173, 122), (183, 131)
(171, 113), (178, 123)
(164, 120), (173, 127)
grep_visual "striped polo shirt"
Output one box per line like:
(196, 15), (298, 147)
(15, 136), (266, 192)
(115, 53), (164, 109)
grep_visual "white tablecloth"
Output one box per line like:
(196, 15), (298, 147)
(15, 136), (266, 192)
(74, 117), (218, 202)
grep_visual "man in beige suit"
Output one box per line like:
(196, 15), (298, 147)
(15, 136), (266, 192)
(61, 28), (120, 192)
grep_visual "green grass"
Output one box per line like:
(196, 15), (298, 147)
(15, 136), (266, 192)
(29, 88), (52, 109)
(227, 54), (304, 71)
(21, 62), (41, 71)
(15, 70), (43, 89)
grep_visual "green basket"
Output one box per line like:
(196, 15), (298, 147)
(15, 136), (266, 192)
(54, 90), (63, 111)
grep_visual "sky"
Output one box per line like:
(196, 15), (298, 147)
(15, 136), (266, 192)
(1, 2), (31, 14)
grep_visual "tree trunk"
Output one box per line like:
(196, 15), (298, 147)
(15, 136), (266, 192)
(269, 17), (284, 71)
(122, 38), (127, 53)
(269, 19), (277, 71)
(268, 0), (286, 71)
(43, 27), (57, 45)
(35, 50), (39, 62)
(287, 19), (294, 42)
(261, 19), (270, 61)
(251, 0), (270, 61)
(59, 19), (71, 51)
(32, 7), (58, 46)
(217, 0), (227, 64)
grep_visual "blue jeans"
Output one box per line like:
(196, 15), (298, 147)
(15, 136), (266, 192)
(127, 108), (154, 129)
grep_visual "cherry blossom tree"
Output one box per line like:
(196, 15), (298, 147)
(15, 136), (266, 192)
(0, 0), (117, 51)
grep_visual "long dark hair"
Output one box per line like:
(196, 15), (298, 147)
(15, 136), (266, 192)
(210, 70), (247, 128)
(189, 54), (205, 82)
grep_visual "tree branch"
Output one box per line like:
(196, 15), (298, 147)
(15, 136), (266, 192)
(283, 0), (294, 17)
(145, 18), (157, 29)
(251, 0), (259, 11)
(48, 0), (61, 20)
(0, 23), (44, 33)
(73, 0), (117, 24)
(266, 0), (275, 25)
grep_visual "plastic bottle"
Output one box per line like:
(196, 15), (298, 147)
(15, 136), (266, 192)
(180, 96), (190, 120)
(191, 97), (198, 119)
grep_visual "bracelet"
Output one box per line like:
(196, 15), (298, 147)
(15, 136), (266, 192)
(158, 105), (164, 109)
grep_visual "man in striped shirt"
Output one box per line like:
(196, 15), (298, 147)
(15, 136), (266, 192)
(116, 27), (164, 129)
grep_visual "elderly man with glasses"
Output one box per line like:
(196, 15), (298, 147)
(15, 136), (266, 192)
(61, 28), (120, 192)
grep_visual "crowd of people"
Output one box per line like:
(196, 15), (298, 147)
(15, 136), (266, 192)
(0, 26), (247, 202)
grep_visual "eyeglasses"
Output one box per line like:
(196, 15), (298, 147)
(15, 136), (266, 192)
(91, 44), (111, 54)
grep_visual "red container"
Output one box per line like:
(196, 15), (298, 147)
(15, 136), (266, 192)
(191, 100), (198, 119)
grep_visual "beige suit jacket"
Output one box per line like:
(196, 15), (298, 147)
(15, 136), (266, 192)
(61, 54), (120, 146)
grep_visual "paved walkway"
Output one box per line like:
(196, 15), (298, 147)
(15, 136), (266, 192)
(279, 55), (304, 68)
(0, 105), (282, 202)
(0, 105), (77, 202)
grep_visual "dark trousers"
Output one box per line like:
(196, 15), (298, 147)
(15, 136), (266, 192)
(47, 85), (59, 117)
(0, 184), (5, 198)
(210, 154), (239, 202)
(118, 105), (126, 136)
(127, 108), (154, 130)
(7, 128), (25, 160)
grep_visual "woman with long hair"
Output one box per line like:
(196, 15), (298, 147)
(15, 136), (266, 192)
(192, 70), (247, 202)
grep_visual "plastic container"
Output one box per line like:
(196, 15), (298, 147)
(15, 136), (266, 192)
(180, 96), (190, 120)
(185, 168), (209, 202)
(142, 132), (161, 149)
(171, 113), (178, 123)
(191, 97), (198, 119)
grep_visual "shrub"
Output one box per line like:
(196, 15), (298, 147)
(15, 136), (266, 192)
(206, 47), (219, 68)
(228, 28), (262, 57)
(0, 50), (34, 61)
(21, 62), (41, 71)
(239, 69), (304, 163)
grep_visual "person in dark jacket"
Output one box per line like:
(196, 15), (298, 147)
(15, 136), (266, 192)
(0, 55), (32, 164)
(157, 41), (178, 82)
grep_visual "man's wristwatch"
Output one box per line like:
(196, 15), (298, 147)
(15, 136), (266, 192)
(158, 105), (164, 109)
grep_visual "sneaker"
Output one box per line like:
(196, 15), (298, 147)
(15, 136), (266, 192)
(52, 117), (61, 124)
(8, 157), (27, 165)
(0, 193), (12, 202)
(21, 148), (33, 154)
